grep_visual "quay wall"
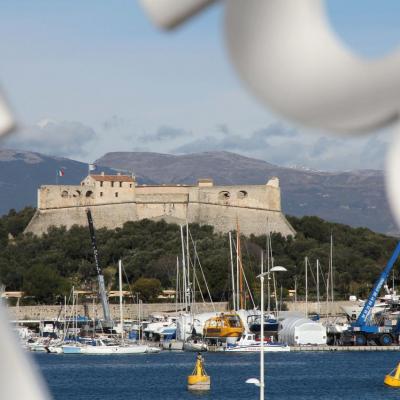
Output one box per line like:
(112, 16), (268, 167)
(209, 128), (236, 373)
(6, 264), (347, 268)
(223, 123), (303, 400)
(7, 301), (353, 321)
(7, 302), (229, 321)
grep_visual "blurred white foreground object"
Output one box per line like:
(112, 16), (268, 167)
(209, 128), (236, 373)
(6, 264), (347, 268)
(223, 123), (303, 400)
(386, 125), (400, 231)
(225, 0), (400, 133)
(139, 0), (215, 30)
(0, 92), (15, 136)
(246, 378), (261, 387)
(0, 303), (50, 399)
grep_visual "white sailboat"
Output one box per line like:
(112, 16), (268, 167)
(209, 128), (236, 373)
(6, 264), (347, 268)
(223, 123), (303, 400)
(79, 261), (150, 355)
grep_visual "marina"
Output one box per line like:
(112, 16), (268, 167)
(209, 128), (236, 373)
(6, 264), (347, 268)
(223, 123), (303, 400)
(35, 351), (400, 400)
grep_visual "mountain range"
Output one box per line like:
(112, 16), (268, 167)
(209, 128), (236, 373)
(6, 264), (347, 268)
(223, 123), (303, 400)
(0, 149), (395, 235)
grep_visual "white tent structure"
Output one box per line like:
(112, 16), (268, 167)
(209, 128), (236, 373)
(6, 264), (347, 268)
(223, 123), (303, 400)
(278, 317), (327, 346)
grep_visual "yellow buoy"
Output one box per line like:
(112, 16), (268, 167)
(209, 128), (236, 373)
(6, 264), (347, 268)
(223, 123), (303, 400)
(384, 363), (400, 388)
(187, 353), (211, 391)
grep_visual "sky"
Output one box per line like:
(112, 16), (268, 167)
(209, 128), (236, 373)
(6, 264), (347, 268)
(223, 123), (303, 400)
(1, 0), (400, 170)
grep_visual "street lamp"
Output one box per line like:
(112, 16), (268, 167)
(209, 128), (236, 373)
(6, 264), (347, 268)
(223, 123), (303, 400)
(246, 263), (287, 400)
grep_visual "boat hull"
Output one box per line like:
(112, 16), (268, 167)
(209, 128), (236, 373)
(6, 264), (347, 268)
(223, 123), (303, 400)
(61, 345), (82, 354)
(81, 345), (148, 354)
(162, 340), (184, 351)
(226, 344), (290, 353)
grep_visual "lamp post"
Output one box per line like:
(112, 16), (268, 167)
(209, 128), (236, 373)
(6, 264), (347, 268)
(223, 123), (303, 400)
(246, 262), (287, 400)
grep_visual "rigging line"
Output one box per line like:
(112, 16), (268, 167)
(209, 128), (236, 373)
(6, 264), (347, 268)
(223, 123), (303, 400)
(186, 246), (207, 306)
(318, 262), (328, 290)
(193, 267), (206, 305)
(231, 238), (256, 309)
(308, 258), (318, 287)
(188, 228), (215, 311)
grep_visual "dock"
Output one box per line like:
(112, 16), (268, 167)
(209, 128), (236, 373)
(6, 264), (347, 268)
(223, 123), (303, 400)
(288, 345), (400, 352)
(208, 345), (400, 352)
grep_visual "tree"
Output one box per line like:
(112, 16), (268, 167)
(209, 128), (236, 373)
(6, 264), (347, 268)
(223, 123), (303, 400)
(132, 277), (161, 302)
(22, 264), (70, 303)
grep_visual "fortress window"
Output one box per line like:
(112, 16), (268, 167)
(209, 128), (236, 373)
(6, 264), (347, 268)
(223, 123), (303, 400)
(218, 191), (231, 201)
(119, 181), (123, 187)
(115, 192), (119, 197)
(111, 181), (114, 187)
(100, 181), (103, 187)
(61, 190), (68, 198)
(85, 190), (94, 198)
(237, 190), (248, 199)
(129, 184), (132, 188)
(100, 192), (103, 197)
(73, 190), (81, 198)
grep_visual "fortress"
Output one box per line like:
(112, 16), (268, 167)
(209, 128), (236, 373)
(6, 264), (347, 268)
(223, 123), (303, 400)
(25, 173), (295, 237)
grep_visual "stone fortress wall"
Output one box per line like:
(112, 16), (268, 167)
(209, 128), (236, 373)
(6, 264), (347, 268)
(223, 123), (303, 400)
(25, 173), (296, 237)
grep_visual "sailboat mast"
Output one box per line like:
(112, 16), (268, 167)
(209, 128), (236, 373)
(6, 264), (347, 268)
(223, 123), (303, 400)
(330, 234), (334, 307)
(118, 260), (124, 342)
(180, 225), (188, 312)
(186, 221), (190, 308)
(229, 231), (236, 311)
(176, 257), (179, 314)
(316, 259), (320, 315)
(237, 220), (244, 310)
(305, 256), (308, 318)
(267, 232), (271, 313)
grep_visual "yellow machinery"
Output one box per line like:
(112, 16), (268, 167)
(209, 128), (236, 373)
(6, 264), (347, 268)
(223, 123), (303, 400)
(384, 363), (400, 388)
(203, 313), (244, 339)
(187, 354), (210, 391)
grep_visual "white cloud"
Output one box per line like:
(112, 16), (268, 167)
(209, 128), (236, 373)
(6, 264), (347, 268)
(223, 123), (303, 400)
(2, 119), (97, 160)
(171, 123), (392, 171)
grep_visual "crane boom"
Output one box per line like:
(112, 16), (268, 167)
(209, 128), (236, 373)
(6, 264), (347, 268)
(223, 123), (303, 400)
(86, 208), (112, 323)
(354, 242), (400, 327)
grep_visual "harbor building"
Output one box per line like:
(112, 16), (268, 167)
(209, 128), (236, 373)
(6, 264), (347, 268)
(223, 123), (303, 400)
(24, 173), (295, 237)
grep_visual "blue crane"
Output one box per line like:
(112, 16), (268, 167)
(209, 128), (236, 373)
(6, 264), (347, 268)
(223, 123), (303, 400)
(345, 242), (400, 346)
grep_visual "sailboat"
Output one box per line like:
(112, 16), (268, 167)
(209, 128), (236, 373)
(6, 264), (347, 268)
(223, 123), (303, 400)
(81, 260), (149, 355)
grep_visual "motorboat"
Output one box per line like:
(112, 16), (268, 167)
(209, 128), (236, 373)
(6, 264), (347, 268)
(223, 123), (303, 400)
(225, 333), (290, 352)
(183, 339), (208, 352)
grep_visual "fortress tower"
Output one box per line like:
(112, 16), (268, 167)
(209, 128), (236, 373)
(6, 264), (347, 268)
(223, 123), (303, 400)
(24, 173), (295, 237)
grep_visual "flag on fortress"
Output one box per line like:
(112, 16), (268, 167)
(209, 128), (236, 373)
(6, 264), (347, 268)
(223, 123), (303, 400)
(57, 169), (65, 177)
(89, 163), (96, 171)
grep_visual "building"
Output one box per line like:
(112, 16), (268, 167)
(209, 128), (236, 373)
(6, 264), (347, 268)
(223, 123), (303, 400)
(24, 173), (295, 237)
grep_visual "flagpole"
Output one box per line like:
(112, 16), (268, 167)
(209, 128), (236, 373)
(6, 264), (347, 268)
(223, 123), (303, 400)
(56, 170), (58, 185)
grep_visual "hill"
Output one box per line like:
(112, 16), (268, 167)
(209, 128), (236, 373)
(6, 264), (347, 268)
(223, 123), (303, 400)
(96, 151), (394, 234)
(0, 208), (397, 304)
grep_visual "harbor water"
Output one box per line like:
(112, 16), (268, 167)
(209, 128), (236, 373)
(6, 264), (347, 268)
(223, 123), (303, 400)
(34, 351), (400, 399)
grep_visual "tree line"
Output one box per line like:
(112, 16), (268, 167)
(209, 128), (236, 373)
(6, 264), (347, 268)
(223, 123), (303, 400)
(0, 207), (398, 305)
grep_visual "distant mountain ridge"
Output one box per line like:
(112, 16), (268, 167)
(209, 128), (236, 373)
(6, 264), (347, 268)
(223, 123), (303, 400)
(0, 149), (394, 235)
(0, 149), (117, 216)
(96, 151), (394, 235)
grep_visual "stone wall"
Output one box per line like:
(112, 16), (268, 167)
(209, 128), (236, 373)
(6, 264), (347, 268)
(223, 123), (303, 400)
(25, 176), (295, 237)
(7, 301), (354, 321)
(7, 302), (229, 321)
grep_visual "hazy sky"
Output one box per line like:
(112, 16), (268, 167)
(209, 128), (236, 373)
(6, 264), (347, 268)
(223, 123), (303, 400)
(1, 0), (400, 170)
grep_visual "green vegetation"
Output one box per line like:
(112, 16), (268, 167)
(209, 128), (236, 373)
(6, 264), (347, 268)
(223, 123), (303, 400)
(0, 208), (398, 305)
